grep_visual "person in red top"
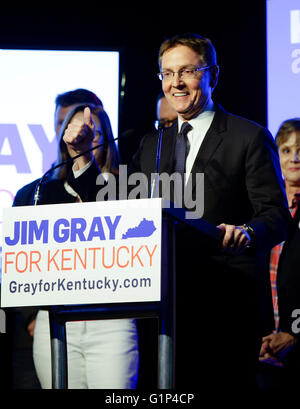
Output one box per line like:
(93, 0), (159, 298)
(259, 118), (300, 391)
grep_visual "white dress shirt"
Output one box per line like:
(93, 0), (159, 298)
(177, 101), (215, 184)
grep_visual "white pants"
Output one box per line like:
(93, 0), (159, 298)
(33, 310), (139, 389)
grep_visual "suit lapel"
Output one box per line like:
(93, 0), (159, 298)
(156, 106), (228, 209)
(190, 104), (227, 175)
(158, 123), (178, 173)
(157, 104), (228, 175)
(184, 104), (228, 209)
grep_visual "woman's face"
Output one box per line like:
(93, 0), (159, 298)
(66, 111), (103, 163)
(279, 131), (300, 188)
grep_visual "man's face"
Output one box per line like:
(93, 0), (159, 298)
(279, 132), (300, 187)
(161, 45), (217, 120)
(54, 104), (79, 139)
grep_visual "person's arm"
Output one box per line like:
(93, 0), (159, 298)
(63, 106), (95, 170)
(243, 128), (292, 250)
(217, 128), (291, 254)
(260, 331), (297, 365)
(63, 106), (107, 201)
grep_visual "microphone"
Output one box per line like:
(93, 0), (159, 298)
(33, 137), (119, 206)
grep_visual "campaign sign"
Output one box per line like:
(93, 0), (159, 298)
(1, 198), (162, 307)
(267, 0), (300, 136)
(0, 49), (120, 242)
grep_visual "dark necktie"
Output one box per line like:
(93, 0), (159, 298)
(173, 122), (192, 204)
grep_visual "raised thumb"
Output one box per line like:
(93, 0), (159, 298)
(83, 106), (93, 127)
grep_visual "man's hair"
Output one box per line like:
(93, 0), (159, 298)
(275, 118), (300, 147)
(55, 88), (103, 110)
(158, 33), (218, 69)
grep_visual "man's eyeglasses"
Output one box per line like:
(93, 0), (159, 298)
(157, 66), (213, 81)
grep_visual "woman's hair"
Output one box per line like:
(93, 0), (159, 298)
(275, 118), (300, 148)
(55, 88), (103, 110)
(52, 103), (120, 180)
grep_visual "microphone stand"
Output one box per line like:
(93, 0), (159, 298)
(150, 125), (164, 199)
(33, 137), (119, 206)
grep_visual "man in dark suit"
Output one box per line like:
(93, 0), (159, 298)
(126, 33), (291, 394)
(63, 33), (291, 395)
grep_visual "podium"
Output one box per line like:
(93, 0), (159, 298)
(1, 199), (222, 389)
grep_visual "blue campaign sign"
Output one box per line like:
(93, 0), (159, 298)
(0, 49), (120, 242)
(267, 0), (300, 136)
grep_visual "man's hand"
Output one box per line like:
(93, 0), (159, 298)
(259, 331), (297, 367)
(27, 319), (36, 338)
(259, 336), (283, 366)
(217, 223), (251, 254)
(262, 332), (297, 359)
(63, 106), (95, 169)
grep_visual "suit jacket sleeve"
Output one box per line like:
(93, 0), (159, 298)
(13, 180), (39, 207)
(244, 127), (292, 250)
